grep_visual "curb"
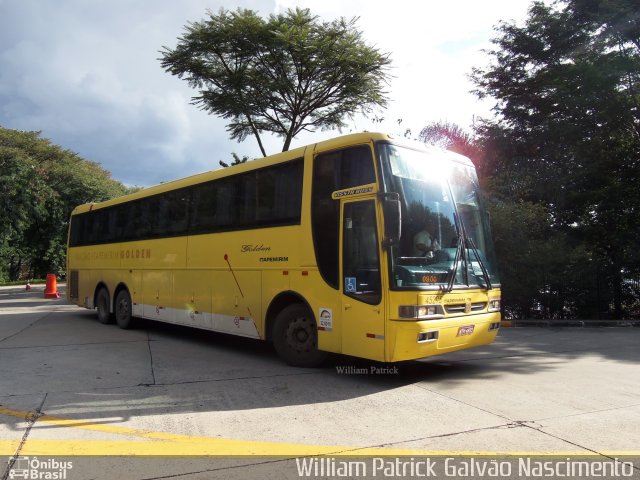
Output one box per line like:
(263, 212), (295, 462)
(0, 283), (67, 292)
(501, 319), (640, 328)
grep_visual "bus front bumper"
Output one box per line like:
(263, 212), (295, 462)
(387, 312), (501, 362)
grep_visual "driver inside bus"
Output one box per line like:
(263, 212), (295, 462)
(413, 221), (441, 257)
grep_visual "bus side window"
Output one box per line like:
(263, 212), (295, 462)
(216, 177), (237, 228)
(190, 182), (217, 233)
(339, 146), (376, 188)
(236, 172), (256, 227)
(312, 145), (376, 289)
(256, 160), (303, 224)
(343, 200), (381, 304)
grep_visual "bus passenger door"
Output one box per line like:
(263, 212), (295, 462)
(340, 200), (385, 361)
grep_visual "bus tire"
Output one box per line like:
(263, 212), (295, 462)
(96, 288), (113, 324)
(272, 304), (327, 367)
(114, 289), (135, 329)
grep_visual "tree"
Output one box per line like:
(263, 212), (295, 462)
(219, 152), (249, 168)
(160, 7), (391, 156)
(419, 121), (478, 160)
(0, 127), (129, 281)
(0, 147), (47, 280)
(471, 0), (640, 318)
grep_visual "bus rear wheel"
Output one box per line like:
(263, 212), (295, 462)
(114, 289), (135, 329)
(272, 304), (327, 367)
(96, 288), (113, 324)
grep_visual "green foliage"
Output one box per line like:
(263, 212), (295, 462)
(419, 121), (479, 160)
(0, 127), (128, 281)
(160, 7), (391, 155)
(471, 0), (640, 318)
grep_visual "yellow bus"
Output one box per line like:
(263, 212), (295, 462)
(67, 132), (501, 366)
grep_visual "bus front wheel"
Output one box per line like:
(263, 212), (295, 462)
(114, 289), (135, 329)
(96, 288), (113, 324)
(272, 304), (327, 367)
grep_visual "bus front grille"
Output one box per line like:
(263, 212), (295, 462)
(444, 302), (487, 314)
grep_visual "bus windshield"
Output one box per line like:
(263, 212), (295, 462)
(380, 143), (500, 290)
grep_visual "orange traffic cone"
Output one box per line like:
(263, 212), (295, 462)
(44, 274), (60, 299)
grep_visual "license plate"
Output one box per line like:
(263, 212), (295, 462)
(457, 325), (475, 336)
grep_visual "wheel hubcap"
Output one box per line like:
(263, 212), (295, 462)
(286, 316), (313, 352)
(117, 298), (128, 318)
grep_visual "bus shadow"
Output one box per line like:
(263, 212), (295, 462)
(4, 321), (639, 436)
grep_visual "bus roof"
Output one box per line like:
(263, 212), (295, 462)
(71, 132), (474, 215)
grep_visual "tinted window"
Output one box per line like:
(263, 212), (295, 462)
(256, 161), (303, 224)
(312, 145), (376, 288)
(189, 159), (303, 232)
(343, 200), (381, 304)
(155, 189), (189, 236)
(190, 182), (218, 234)
(236, 173), (256, 227)
(69, 158), (304, 247)
(339, 146), (376, 188)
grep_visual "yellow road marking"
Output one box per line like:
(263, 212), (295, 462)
(1, 406), (638, 457)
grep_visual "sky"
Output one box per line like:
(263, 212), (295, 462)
(0, 0), (534, 187)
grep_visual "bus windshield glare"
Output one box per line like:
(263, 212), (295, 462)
(380, 143), (500, 290)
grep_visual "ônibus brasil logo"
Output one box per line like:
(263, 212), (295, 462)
(8, 456), (73, 479)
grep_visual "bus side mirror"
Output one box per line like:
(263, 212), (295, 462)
(379, 192), (401, 248)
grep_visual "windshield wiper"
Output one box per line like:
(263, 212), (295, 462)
(444, 214), (493, 292)
(466, 236), (493, 291)
(444, 235), (463, 292)
(443, 216), (465, 293)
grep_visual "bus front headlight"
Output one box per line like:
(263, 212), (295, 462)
(488, 299), (501, 312)
(398, 305), (443, 319)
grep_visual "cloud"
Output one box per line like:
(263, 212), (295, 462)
(1, 0), (532, 186)
(0, 0), (274, 186)
(276, 0), (532, 139)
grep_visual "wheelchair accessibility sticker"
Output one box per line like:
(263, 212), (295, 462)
(345, 277), (357, 293)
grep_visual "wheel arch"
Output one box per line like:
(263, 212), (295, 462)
(264, 291), (315, 342)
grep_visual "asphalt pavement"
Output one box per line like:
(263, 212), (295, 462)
(1, 284), (639, 479)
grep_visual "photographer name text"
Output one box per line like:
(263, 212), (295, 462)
(295, 457), (635, 478)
